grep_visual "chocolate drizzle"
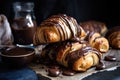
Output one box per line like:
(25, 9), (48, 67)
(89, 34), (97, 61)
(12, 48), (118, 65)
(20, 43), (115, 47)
(93, 36), (102, 42)
(80, 21), (103, 34)
(85, 31), (95, 41)
(40, 14), (82, 42)
(66, 46), (102, 68)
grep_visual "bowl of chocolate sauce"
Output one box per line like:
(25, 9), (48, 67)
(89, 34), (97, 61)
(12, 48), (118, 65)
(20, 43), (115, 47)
(0, 47), (35, 68)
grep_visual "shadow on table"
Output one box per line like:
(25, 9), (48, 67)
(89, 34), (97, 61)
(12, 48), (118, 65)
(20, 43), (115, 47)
(0, 56), (38, 80)
(82, 67), (120, 80)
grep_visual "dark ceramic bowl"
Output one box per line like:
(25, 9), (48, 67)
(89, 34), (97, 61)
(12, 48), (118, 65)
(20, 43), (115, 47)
(0, 47), (35, 68)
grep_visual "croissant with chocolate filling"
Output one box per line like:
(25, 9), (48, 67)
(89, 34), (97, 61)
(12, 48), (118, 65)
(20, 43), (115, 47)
(41, 41), (102, 71)
(105, 26), (120, 49)
(33, 14), (86, 45)
(80, 21), (109, 53)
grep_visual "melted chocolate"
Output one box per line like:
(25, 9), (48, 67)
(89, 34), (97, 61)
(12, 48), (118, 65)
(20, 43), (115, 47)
(2, 47), (34, 56)
(47, 68), (61, 77)
(40, 40), (106, 77)
(85, 31), (95, 41)
(62, 69), (76, 76)
(104, 56), (116, 61)
(12, 18), (37, 45)
(93, 36), (102, 42)
(66, 46), (102, 68)
(96, 61), (105, 70)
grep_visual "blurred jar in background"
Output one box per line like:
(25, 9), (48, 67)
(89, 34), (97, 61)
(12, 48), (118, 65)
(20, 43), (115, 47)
(12, 2), (37, 46)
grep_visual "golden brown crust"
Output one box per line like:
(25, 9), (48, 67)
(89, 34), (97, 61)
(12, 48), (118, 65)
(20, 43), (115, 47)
(73, 52), (99, 71)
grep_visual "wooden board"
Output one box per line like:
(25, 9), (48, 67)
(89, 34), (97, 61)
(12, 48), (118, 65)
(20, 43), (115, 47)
(30, 48), (120, 80)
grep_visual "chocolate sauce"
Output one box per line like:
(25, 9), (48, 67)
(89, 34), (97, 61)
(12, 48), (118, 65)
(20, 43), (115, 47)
(85, 31), (95, 41)
(62, 69), (76, 76)
(64, 16), (76, 37)
(93, 36), (102, 42)
(104, 56), (116, 61)
(47, 68), (61, 77)
(2, 47), (34, 56)
(12, 18), (37, 45)
(96, 61), (105, 70)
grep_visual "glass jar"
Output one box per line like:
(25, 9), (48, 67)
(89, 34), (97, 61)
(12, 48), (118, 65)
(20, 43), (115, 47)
(12, 2), (37, 46)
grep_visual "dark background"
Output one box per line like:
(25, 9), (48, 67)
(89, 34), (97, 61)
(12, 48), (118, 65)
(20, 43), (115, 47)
(0, 0), (120, 29)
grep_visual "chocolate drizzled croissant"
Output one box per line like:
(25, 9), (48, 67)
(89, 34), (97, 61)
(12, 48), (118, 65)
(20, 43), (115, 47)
(105, 26), (120, 49)
(85, 32), (109, 53)
(80, 21), (109, 53)
(80, 20), (107, 35)
(41, 41), (102, 71)
(33, 14), (86, 45)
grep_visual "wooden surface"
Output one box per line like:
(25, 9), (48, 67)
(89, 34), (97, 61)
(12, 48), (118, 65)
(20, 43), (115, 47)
(30, 48), (120, 80)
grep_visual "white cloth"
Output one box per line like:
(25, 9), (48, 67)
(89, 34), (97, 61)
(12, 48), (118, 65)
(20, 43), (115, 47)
(0, 14), (13, 45)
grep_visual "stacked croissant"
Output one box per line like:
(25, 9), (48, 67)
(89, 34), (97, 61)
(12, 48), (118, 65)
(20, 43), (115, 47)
(33, 14), (109, 71)
(33, 14), (86, 44)
(80, 21), (109, 53)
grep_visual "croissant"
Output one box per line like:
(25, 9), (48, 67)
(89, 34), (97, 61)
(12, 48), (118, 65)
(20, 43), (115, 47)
(80, 20), (107, 35)
(105, 26), (120, 49)
(33, 14), (86, 45)
(80, 21), (109, 53)
(41, 41), (102, 71)
(85, 32), (109, 53)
